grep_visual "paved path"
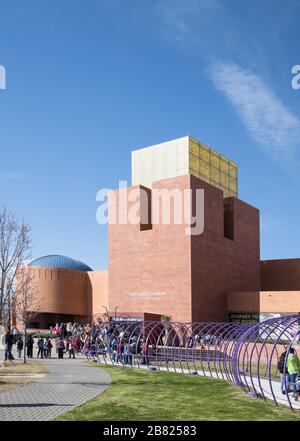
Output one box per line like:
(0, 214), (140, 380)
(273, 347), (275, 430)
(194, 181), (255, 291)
(0, 356), (111, 421)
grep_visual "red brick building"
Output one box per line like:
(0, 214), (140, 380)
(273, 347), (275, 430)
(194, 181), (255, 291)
(108, 174), (260, 323)
(21, 136), (300, 328)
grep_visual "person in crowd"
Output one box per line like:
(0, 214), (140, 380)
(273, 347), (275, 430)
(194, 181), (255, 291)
(123, 342), (131, 365)
(56, 337), (65, 359)
(60, 323), (67, 339)
(116, 340), (123, 363)
(17, 336), (23, 359)
(73, 335), (81, 354)
(69, 338), (76, 359)
(111, 337), (117, 363)
(91, 324), (98, 339)
(26, 335), (34, 358)
(72, 323), (78, 335)
(83, 337), (91, 357)
(188, 335), (194, 348)
(66, 322), (72, 337)
(37, 337), (45, 358)
(141, 340), (149, 365)
(278, 350), (289, 395)
(65, 336), (70, 354)
(53, 323), (61, 336)
(214, 336), (221, 348)
(45, 338), (53, 358)
(129, 337), (138, 361)
(287, 348), (300, 401)
(85, 323), (91, 335)
(4, 330), (14, 361)
(102, 327), (108, 341)
(205, 334), (211, 347)
(13, 327), (20, 343)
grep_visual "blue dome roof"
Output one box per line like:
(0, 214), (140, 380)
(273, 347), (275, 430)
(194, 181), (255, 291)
(29, 255), (93, 272)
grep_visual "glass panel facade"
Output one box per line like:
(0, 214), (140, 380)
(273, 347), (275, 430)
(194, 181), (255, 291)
(188, 137), (238, 198)
(132, 136), (238, 198)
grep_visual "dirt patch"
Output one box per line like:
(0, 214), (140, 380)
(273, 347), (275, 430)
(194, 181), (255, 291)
(0, 360), (49, 393)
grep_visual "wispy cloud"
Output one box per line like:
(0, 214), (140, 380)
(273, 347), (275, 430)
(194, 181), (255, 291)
(209, 62), (300, 171)
(153, 2), (300, 174)
(155, 0), (223, 48)
(154, 0), (268, 69)
(0, 171), (27, 183)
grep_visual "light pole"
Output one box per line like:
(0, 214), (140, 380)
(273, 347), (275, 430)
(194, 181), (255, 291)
(115, 306), (120, 321)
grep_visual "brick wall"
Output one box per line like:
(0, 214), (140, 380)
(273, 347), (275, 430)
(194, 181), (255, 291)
(190, 175), (260, 322)
(108, 177), (192, 322)
(228, 290), (300, 314)
(261, 259), (300, 291)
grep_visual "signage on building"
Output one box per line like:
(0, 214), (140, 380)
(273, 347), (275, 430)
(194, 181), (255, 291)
(229, 312), (259, 324)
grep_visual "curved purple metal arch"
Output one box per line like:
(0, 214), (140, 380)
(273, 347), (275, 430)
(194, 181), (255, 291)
(89, 315), (300, 411)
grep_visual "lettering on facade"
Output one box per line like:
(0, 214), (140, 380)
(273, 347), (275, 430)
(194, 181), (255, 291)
(129, 291), (166, 299)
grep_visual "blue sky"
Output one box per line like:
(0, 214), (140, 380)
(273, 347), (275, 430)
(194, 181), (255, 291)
(0, 0), (299, 269)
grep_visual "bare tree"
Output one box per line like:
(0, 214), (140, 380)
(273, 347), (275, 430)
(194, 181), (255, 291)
(0, 208), (32, 328)
(15, 266), (40, 363)
(101, 305), (110, 322)
(161, 315), (172, 346)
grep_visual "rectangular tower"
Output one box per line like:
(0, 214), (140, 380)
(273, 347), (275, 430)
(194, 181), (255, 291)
(109, 136), (259, 322)
(131, 136), (238, 198)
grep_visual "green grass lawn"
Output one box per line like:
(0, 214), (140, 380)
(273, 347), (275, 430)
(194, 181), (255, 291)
(56, 363), (300, 421)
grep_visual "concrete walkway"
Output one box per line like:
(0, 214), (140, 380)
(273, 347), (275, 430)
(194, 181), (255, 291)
(0, 356), (111, 421)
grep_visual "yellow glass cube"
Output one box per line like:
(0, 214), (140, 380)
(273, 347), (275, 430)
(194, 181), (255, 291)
(220, 171), (229, 187)
(199, 160), (210, 178)
(210, 150), (219, 168)
(220, 156), (229, 174)
(190, 139), (199, 156)
(199, 143), (210, 162)
(186, 137), (238, 198)
(189, 153), (199, 174)
(229, 161), (237, 177)
(209, 165), (219, 183)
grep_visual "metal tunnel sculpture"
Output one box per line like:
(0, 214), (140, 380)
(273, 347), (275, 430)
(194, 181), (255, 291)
(90, 315), (300, 411)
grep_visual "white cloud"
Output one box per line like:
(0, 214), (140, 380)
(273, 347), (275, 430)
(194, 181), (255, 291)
(0, 171), (27, 183)
(209, 62), (300, 170)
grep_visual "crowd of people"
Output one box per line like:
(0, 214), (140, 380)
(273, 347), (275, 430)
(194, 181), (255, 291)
(48, 321), (151, 363)
(3, 320), (152, 363)
(3, 321), (300, 402)
(3, 319), (237, 364)
(3, 331), (40, 361)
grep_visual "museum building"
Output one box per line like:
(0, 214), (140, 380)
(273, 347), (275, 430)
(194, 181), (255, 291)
(21, 136), (300, 328)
